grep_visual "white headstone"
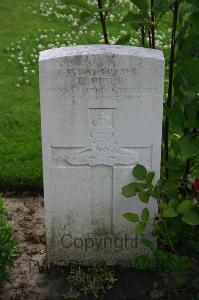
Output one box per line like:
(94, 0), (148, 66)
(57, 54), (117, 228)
(39, 45), (164, 265)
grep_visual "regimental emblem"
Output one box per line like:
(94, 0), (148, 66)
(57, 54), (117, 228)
(66, 113), (139, 166)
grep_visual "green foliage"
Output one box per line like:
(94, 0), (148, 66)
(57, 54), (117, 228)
(122, 183), (137, 198)
(133, 164), (147, 180)
(162, 206), (178, 218)
(135, 222), (147, 233)
(132, 255), (151, 270)
(122, 163), (199, 280)
(64, 264), (117, 299)
(182, 211), (199, 226)
(138, 190), (150, 203)
(176, 200), (193, 214)
(124, 212), (139, 222)
(131, 0), (149, 15)
(141, 208), (149, 222)
(115, 33), (131, 45)
(0, 198), (18, 282)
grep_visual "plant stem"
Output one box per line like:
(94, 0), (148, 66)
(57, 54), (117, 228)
(151, 0), (156, 48)
(163, 220), (177, 253)
(164, 0), (179, 179)
(141, 26), (145, 46)
(182, 158), (191, 184)
(148, 29), (152, 48)
(97, 0), (109, 44)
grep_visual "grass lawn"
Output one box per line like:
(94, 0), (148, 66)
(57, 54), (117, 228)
(0, 0), (171, 191)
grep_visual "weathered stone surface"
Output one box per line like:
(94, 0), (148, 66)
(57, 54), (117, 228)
(39, 45), (164, 265)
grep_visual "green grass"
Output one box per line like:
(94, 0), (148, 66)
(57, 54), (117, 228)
(0, 1), (41, 188)
(0, 0), (171, 191)
(0, 0), (77, 189)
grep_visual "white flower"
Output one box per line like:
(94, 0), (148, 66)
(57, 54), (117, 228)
(16, 83), (20, 87)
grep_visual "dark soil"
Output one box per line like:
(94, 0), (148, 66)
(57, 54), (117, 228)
(0, 197), (198, 300)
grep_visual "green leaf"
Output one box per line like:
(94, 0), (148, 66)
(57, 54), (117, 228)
(122, 183), (137, 198)
(165, 158), (183, 171)
(124, 212), (139, 223)
(154, 249), (168, 262)
(168, 199), (178, 210)
(146, 171), (155, 184)
(153, 0), (170, 14)
(130, 0), (149, 16)
(138, 191), (150, 203)
(152, 224), (161, 236)
(115, 33), (131, 45)
(130, 13), (147, 24)
(132, 182), (146, 192)
(162, 207), (178, 218)
(133, 255), (151, 270)
(164, 180), (178, 191)
(177, 200), (193, 215)
(141, 208), (149, 222)
(179, 135), (199, 161)
(123, 12), (147, 24)
(182, 211), (199, 225)
(78, 11), (96, 26)
(182, 56), (199, 85)
(169, 102), (185, 128)
(133, 164), (147, 180)
(135, 222), (147, 234)
(142, 239), (154, 250)
(150, 180), (163, 199)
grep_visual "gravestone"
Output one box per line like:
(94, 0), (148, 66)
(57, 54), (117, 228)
(39, 45), (164, 265)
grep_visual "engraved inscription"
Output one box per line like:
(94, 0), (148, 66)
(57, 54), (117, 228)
(65, 68), (136, 76)
(49, 87), (158, 98)
(48, 66), (159, 101)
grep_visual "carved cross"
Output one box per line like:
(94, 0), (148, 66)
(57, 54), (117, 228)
(51, 110), (139, 233)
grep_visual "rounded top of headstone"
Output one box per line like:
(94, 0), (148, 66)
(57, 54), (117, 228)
(39, 45), (164, 62)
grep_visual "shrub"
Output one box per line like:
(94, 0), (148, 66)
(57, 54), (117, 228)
(122, 164), (199, 283)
